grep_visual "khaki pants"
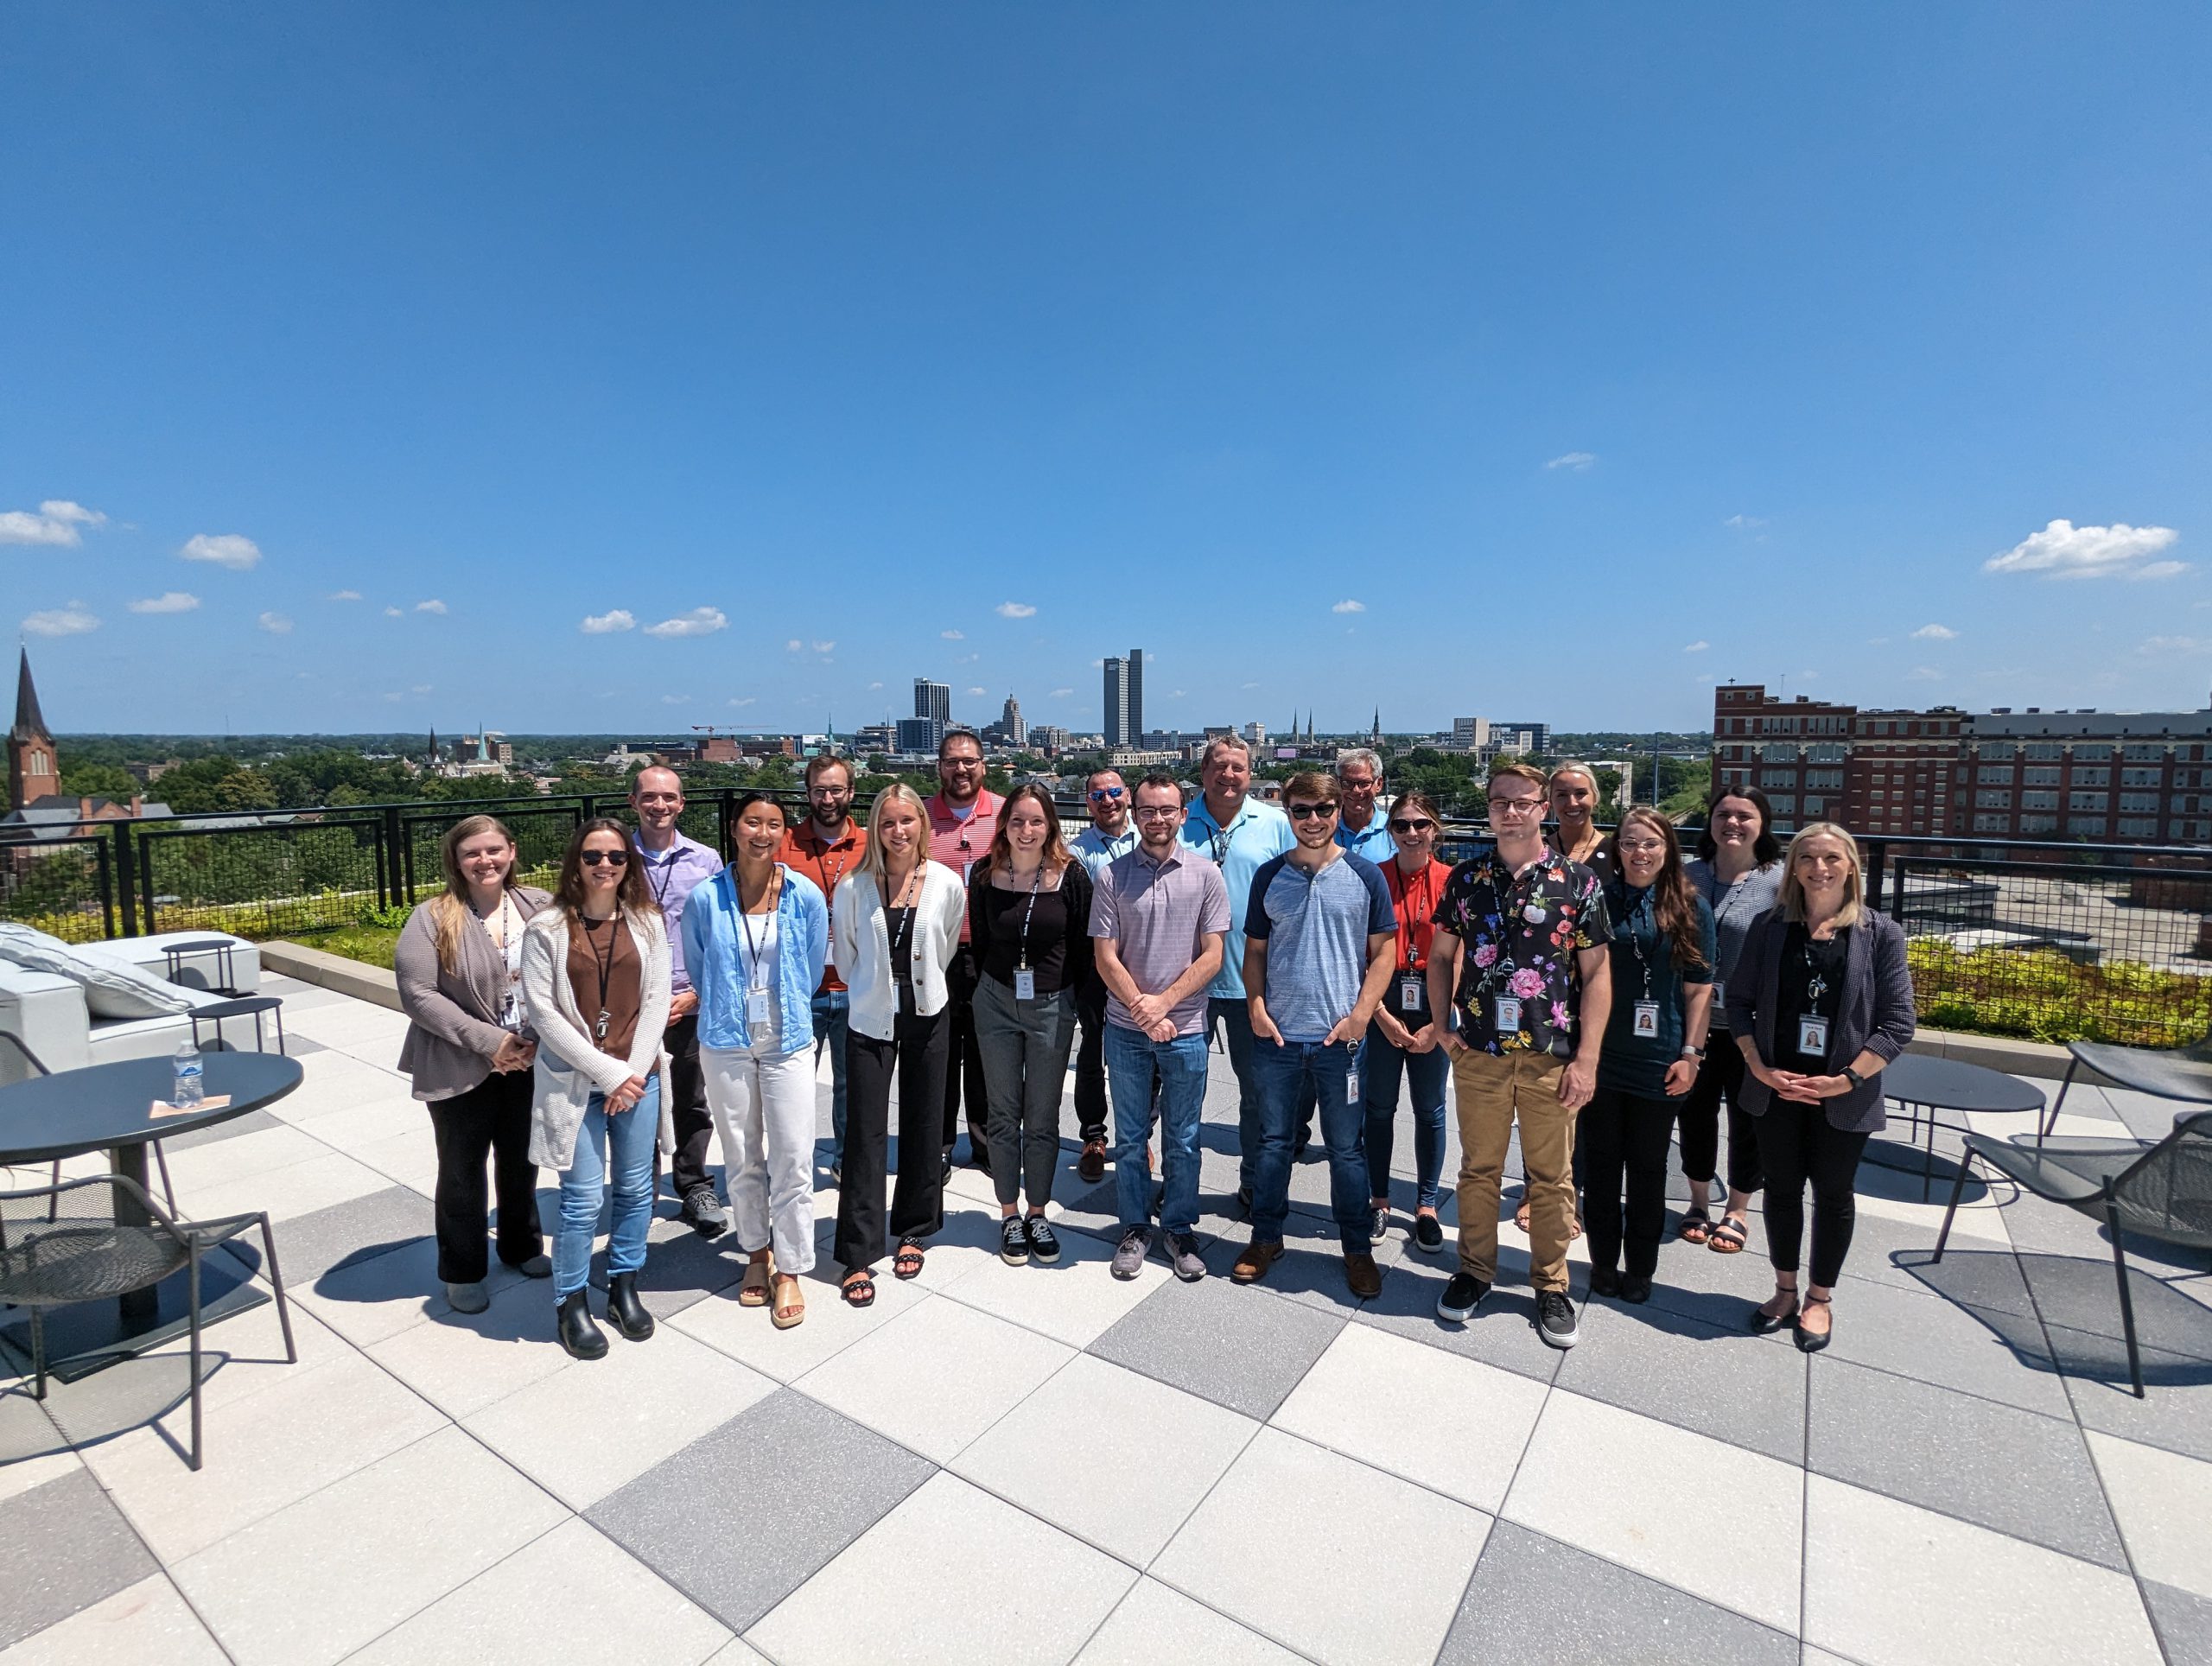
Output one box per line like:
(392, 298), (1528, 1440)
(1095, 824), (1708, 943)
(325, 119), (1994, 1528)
(1452, 1049), (1577, 1295)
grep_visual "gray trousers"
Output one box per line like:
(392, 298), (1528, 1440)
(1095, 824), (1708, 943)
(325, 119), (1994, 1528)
(973, 973), (1078, 1209)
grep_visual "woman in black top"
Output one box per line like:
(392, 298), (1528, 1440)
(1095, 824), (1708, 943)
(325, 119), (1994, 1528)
(1726, 823), (1916, 1352)
(969, 784), (1094, 1265)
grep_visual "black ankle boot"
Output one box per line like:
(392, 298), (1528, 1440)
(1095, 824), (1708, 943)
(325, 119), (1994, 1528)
(557, 1289), (607, 1360)
(607, 1273), (655, 1341)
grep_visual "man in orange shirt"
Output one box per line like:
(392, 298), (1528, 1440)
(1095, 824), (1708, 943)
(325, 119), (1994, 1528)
(778, 753), (868, 1182)
(925, 728), (1002, 1178)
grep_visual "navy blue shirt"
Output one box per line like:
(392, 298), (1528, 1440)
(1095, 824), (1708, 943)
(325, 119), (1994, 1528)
(1597, 879), (1717, 1098)
(1245, 852), (1396, 1043)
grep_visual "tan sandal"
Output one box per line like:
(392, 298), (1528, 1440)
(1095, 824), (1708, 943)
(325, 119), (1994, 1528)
(771, 1274), (806, 1330)
(739, 1253), (775, 1307)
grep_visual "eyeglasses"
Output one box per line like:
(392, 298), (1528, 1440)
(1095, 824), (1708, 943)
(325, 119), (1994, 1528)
(1088, 787), (1125, 802)
(579, 849), (630, 868)
(1488, 797), (1543, 815)
(1618, 839), (1667, 855)
(1133, 805), (1181, 821)
(1388, 818), (1436, 835)
(1287, 803), (1338, 821)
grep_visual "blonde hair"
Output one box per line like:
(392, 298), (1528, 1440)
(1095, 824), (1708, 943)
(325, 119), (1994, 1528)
(429, 815), (520, 975)
(861, 783), (931, 893)
(1780, 821), (1866, 929)
(1548, 761), (1599, 796)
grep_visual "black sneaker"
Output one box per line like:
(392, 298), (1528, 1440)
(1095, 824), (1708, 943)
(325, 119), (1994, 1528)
(1413, 1213), (1444, 1254)
(1024, 1215), (1061, 1264)
(1368, 1205), (1391, 1243)
(1618, 1274), (1653, 1305)
(1537, 1289), (1580, 1349)
(678, 1185), (728, 1238)
(1437, 1272), (1488, 1322)
(1589, 1265), (1621, 1298)
(999, 1216), (1029, 1266)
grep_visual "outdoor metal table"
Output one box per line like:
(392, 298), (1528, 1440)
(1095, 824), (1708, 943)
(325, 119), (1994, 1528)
(162, 937), (245, 995)
(1869, 1052), (2046, 1201)
(0, 1052), (303, 1381)
(189, 995), (288, 1057)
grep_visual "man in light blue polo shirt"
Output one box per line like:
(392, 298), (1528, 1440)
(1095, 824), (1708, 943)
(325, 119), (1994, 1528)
(1069, 768), (1140, 1180)
(1179, 734), (1296, 1211)
(1333, 747), (1396, 863)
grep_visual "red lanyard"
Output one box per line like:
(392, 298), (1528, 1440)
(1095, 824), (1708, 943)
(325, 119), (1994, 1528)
(1388, 860), (1439, 970)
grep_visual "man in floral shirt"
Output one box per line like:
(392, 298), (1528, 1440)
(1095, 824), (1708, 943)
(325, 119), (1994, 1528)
(1425, 761), (1613, 1348)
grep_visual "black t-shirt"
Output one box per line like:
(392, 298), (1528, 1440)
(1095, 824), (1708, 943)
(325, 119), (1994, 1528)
(1776, 922), (1849, 1069)
(976, 885), (1072, 994)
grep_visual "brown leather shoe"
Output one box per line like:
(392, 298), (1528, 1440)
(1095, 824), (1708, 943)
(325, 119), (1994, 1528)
(1231, 1239), (1282, 1284)
(1078, 1139), (1107, 1184)
(1344, 1253), (1382, 1300)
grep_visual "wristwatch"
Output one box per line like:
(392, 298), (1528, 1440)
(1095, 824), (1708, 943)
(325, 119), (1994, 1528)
(1680, 1043), (1706, 1059)
(1841, 1065), (1866, 1087)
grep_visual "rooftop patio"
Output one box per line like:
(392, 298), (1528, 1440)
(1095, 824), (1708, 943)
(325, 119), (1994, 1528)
(3, 973), (2209, 1665)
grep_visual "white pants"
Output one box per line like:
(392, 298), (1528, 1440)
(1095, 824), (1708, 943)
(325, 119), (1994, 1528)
(704, 1037), (817, 1275)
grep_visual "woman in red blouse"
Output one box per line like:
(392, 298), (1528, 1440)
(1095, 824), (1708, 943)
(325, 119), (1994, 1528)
(1361, 791), (1456, 1254)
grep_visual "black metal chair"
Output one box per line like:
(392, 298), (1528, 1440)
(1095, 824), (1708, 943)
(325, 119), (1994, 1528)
(2041, 1036), (2212, 1142)
(0, 1172), (296, 1468)
(1935, 1111), (2212, 1396)
(0, 1032), (176, 1213)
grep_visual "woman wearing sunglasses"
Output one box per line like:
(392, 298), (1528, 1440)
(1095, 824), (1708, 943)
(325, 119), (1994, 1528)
(521, 817), (672, 1359)
(1361, 790), (1453, 1253)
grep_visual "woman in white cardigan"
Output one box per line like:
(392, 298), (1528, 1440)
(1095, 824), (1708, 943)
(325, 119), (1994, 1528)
(521, 817), (672, 1361)
(830, 784), (965, 1307)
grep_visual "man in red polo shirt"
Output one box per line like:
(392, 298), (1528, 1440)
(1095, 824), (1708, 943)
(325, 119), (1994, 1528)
(925, 728), (1001, 1178)
(778, 752), (868, 1182)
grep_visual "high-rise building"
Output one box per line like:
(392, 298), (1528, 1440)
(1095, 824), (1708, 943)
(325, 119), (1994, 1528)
(1103, 650), (1143, 749)
(996, 693), (1027, 748)
(1243, 722), (1268, 747)
(895, 716), (943, 754)
(914, 678), (950, 728)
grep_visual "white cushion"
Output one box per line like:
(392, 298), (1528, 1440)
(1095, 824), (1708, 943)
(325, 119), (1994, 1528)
(0, 922), (195, 1020)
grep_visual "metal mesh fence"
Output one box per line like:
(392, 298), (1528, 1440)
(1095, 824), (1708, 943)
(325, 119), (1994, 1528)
(0, 836), (113, 944)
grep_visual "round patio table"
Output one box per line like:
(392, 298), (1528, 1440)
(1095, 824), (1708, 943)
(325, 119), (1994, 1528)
(0, 1052), (302, 1380)
(1867, 1052), (2046, 1201)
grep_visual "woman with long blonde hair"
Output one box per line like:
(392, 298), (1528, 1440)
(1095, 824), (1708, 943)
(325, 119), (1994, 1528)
(394, 815), (554, 1313)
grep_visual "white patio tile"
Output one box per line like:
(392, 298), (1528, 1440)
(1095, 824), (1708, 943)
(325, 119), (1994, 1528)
(349, 1517), (731, 1665)
(277, 1056), (414, 1120)
(746, 1472), (1134, 1666)
(289, 1237), (451, 1347)
(1273, 1322), (1549, 1512)
(172, 1425), (566, 1666)
(936, 1220), (1168, 1347)
(668, 1259), (927, 1383)
(160, 1122), (332, 1192)
(147, 1294), (352, 1416)
(794, 1294), (1073, 1464)
(1503, 1388), (1803, 1634)
(952, 1354), (1258, 1564)
(0, 1574), (226, 1665)
(1802, 1474), (2162, 1664)
(463, 1325), (775, 1508)
(1076, 1579), (1305, 1664)
(284, 1001), (410, 1055)
(701, 1644), (772, 1666)
(82, 1347), (444, 1561)
(344, 1129), (442, 1195)
(2086, 1430), (2212, 1600)
(185, 1149), (389, 1226)
(294, 1094), (429, 1156)
(1154, 1428), (1492, 1666)
(366, 1276), (576, 1420)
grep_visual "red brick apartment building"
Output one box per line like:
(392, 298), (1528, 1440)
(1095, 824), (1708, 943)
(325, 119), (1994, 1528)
(1711, 684), (2212, 845)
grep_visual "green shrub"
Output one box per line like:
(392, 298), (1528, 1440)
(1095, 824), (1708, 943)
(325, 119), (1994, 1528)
(1905, 939), (2211, 1047)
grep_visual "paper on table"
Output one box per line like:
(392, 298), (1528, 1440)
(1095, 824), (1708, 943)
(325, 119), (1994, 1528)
(150, 1095), (232, 1118)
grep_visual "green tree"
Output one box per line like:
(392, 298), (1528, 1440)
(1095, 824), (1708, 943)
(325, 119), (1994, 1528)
(56, 753), (141, 802)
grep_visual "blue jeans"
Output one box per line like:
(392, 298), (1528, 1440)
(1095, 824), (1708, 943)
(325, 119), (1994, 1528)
(554, 1078), (660, 1300)
(1250, 1038), (1370, 1254)
(1104, 1022), (1209, 1237)
(1362, 1021), (1451, 1209)
(812, 989), (850, 1162)
(1211, 998), (1315, 1195)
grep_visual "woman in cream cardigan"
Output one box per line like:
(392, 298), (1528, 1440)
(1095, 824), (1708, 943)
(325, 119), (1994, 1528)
(830, 783), (965, 1307)
(521, 817), (672, 1361)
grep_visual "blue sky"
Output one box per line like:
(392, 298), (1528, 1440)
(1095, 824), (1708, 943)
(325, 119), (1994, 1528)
(4, 3), (2208, 739)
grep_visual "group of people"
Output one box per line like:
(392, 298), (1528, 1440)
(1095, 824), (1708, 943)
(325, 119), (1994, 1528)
(392, 730), (1916, 1359)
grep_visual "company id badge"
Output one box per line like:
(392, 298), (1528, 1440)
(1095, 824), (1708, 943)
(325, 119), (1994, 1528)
(1632, 1000), (1660, 1039)
(1711, 979), (1725, 1010)
(1797, 1014), (1830, 1057)
(1014, 967), (1037, 1002)
(1346, 1068), (1360, 1104)
(1492, 995), (1522, 1034)
(1399, 976), (1426, 1012)
(746, 989), (772, 1028)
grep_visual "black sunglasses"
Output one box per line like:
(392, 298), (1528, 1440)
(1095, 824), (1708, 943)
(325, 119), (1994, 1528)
(1287, 803), (1338, 820)
(579, 849), (631, 868)
(1088, 786), (1125, 801)
(1389, 818), (1436, 834)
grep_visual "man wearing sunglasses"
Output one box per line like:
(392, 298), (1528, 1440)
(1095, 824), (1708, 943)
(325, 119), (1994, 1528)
(1232, 772), (1397, 1297)
(1070, 769), (1139, 1182)
(1333, 748), (1396, 863)
(778, 753), (868, 1182)
(925, 729), (1002, 1178)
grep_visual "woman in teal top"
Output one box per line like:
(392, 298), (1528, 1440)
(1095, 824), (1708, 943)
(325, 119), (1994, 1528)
(1583, 808), (1717, 1304)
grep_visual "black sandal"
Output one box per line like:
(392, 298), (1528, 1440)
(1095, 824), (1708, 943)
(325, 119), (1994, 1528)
(893, 1238), (926, 1281)
(1707, 1215), (1749, 1255)
(841, 1269), (876, 1308)
(1678, 1206), (1713, 1245)
(1796, 1294), (1834, 1353)
(1748, 1290), (1800, 1335)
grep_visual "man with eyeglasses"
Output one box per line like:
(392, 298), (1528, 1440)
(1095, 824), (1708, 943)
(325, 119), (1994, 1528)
(1333, 748), (1395, 863)
(1179, 734), (1297, 1213)
(1070, 768), (1139, 1182)
(778, 752), (868, 1181)
(1426, 760), (1612, 1348)
(630, 765), (729, 1235)
(1231, 773), (1397, 1296)
(925, 728), (1002, 1178)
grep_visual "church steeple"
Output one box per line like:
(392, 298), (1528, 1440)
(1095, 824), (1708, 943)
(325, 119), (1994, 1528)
(9, 647), (60, 811)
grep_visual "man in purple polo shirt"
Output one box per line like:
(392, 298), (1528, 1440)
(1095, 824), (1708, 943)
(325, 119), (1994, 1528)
(631, 766), (728, 1235)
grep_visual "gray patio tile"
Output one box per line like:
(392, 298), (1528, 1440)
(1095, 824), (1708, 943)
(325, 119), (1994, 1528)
(1198, 1227), (1388, 1319)
(0, 1387), (74, 1491)
(284, 1183), (435, 1282)
(0, 1573), (228, 1664)
(1439, 1520), (1797, 1666)
(281, 1033), (329, 1055)
(0, 1467), (159, 1649)
(1807, 1356), (2126, 1569)
(1814, 1275), (2071, 1417)
(1087, 1272), (1344, 1420)
(161, 1106), (284, 1151)
(2017, 1248), (2212, 1362)
(1351, 1250), (1567, 1386)
(1640, 1216), (1792, 1332)
(1554, 1295), (1807, 1464)
(588, 1208), (750, 1319)
(2144, 1579), (2212, 1666)
(2054, 1325), (2212, 1462)
(1879, 1236), (2037, 1315)
(588, 1388), (932, 1634)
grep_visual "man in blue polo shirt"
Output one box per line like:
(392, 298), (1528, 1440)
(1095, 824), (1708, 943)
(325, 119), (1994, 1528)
(1233, 771), (1398, 1299)
(1333, 748), (1396, 863)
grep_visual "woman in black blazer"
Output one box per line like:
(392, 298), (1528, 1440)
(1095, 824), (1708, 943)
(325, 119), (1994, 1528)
(1723, 823), (1916, 1351)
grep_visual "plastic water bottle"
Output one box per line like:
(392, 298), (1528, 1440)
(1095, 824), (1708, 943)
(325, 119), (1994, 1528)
(172, 1039), (205, 1109)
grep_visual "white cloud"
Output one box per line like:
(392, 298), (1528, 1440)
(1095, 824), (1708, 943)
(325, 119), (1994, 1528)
(1545, 451), (1596, 472)
(785, 639), (803, 652)
(941, 629), (964, 639)
(1724, 513), (1769, 529)
(662, 693), (690, 705)
(580, 609), (636, 634)
(40, 499), (105, 527)
(810, 639), (836, 653)
(995, 601), (1037, 619)
(728, 696), (758, 707)
(1683, 639), (1710, 653)
(383, 606), (404, 618)
(1050, 687), (1073, 697)
(1910, 623), (1959, 640)
(257, 611), (293, 634)
(1904, 665), (1942, 681)
(644, 607), (728, 639)
(382, 690), (404, 703)
(180, 532), (262, 569)
(867, 681), (884, 691)
(1984, 518), (2183, 580)
(414, 599), (448, 615)
(1171, 689), (1186, 698)
(966, 685), (988, 696)
(410, 684), (433, 695)
(1332, 599), (1366, 614)
(128, 591), (200, 615)
(327, 588), (362, 602)
(2138, 635), (2209, 657)
(0, 500), (106, 547)
(22, 601), (99, 636)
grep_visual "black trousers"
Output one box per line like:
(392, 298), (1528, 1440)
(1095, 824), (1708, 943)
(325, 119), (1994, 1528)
(939, 947), (989, 1160)
(428, 1071), (543, 1284)
(840, 1008), (950, 1269)
(1580, 1086), (1678, 1279)
(1752, 1102), (1872, 1287)
(1072, 976), (1109, 1144)
(1677, 1040), (1764, 1197)
(663, 1013), (717, 1198)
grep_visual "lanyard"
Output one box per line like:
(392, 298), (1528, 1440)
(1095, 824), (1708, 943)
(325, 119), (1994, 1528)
(642, 842), (680, 907)
(1007, 862), (1046, 969)
(584, 914), (620, 1042)
(885, 866), (923, 976)
(1387, 860), (1436, 970)
(1619, 885), (1656, 1001)
(805, 829), (850, 944)
(1472, 855), (1552, 998)
(1803, 930), (1838, 1007)
(737, 870), (779, 994)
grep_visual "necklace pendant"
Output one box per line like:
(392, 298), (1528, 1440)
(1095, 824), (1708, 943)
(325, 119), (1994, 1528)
(594, 1010), (610, 1041)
